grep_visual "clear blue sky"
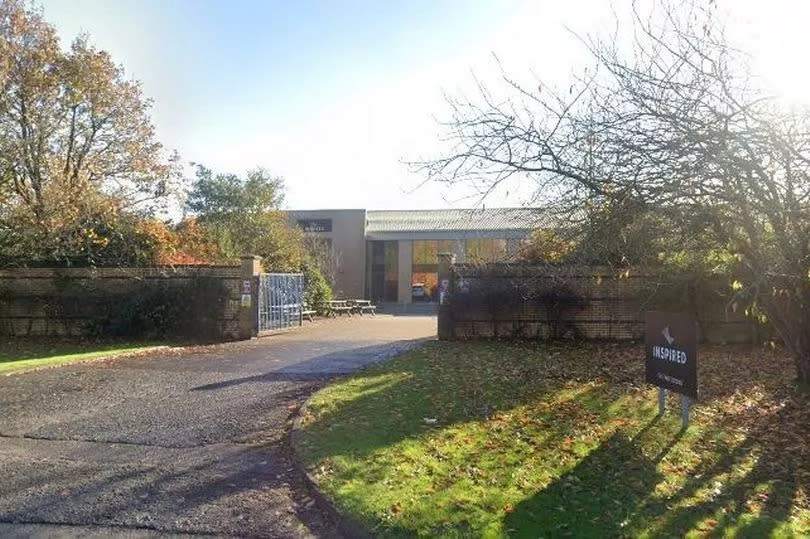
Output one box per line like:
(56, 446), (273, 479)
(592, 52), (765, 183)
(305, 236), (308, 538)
(39, 0), (810, 211)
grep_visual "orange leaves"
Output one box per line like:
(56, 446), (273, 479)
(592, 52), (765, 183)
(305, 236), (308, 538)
(134, 217), (224, 266)
(517, 229), (577, 264)
(696, 517), (719, 533)
(1, 0), (180, 222)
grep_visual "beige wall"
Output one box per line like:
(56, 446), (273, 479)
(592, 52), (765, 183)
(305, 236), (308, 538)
(290, 209), (367, 299)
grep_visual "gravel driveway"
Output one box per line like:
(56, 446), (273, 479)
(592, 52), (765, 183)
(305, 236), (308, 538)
(0, 316), (436, 538)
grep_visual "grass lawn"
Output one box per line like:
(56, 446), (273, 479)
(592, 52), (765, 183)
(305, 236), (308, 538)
(0, 339), (168, 374)
(295, 341), (810, 538)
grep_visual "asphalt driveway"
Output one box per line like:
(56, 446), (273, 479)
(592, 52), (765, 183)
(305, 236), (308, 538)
(0, 315), (436, 538)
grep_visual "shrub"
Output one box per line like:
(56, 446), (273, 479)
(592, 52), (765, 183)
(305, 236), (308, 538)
(85, 276), (228, 341)
(0, 195), (162, 268)
(301, 258), (332, 307)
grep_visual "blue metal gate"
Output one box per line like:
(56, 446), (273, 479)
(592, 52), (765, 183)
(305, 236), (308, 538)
(257, 273), (304, 331)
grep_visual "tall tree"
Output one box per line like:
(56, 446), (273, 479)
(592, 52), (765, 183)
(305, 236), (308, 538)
(420, 1), (810, 382)
(186, 165), (303, 272)
(186, 164), (284, 220)
(0, 0), (179, 219)
(186, 164), (333, 305)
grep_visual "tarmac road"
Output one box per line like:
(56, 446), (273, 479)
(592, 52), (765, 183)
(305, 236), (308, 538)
(0, 316), (435, 538)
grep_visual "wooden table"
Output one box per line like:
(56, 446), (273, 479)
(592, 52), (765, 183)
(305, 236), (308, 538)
(326, 300), (353, 317)
(350, 299), (377, 316)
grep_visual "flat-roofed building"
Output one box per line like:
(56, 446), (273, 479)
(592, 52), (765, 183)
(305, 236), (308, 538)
(289, 208), (541, 304)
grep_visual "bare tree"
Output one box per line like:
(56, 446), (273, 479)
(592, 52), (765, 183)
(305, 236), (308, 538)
(417, 1), (810, 382)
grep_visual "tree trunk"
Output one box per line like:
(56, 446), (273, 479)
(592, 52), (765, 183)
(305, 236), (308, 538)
(757, 276), (810, 384)
(795, 349), (810, 385)
(790, 301), (810, 385)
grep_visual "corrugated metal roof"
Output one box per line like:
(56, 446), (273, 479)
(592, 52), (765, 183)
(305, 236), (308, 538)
(365, 208), (543, 233)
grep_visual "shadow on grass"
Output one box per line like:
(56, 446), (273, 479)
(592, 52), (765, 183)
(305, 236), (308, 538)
(505, 431), (663, 538)
(296, 342), (653, 467)
(503, 392), (807, 538)
(641, 397), (806, 538)
(294, 341), (810, 537)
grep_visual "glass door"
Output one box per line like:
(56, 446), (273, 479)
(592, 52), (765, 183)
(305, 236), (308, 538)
(370, 241), (398, 302)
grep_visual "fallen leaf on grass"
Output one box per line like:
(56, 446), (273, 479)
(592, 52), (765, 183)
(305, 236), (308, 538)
(697, 518), (718, 531)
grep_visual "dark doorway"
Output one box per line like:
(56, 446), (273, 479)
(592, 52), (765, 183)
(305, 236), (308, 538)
(370, 241), (398, 302)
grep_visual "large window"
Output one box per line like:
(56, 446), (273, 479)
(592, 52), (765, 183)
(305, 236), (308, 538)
(465, 239), (508, 263)
(411, 240), (453, 302)
(370, 241), (398, 302)
(412, 240), (453, 268)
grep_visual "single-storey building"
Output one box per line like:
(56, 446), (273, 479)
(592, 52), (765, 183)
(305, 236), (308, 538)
(288, 208), (541, 304)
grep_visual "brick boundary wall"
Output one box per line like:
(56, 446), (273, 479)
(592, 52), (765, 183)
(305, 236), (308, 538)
(0, 263), (257, 340)
(437, 259), (760, 343)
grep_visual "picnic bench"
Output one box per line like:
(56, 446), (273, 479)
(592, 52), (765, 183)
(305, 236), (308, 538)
(321, 299), (377, 317)
(349, 299), (377, 316)
(326, 300), (354, 317)
(302, 301), (317, 322)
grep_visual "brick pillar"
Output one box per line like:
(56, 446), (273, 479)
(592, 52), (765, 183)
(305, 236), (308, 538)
(238, 255), (262, 339)
(437, 252), (456, 340)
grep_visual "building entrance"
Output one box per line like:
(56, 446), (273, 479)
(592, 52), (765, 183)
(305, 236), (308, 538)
(370, 241), (398, 302)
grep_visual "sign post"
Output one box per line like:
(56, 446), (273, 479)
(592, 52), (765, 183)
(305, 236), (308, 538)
(681, 394), (691, 428)
(645, 311), (698, 429)
(658, 387), (666, 416)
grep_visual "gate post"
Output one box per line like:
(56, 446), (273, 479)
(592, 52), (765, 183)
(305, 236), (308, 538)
(239, 254), (262, 339)
(437, 252), (456, 340)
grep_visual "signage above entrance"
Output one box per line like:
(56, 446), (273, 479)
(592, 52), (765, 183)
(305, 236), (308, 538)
(645, 311), (698, 399)
(297, 219), (332, 233)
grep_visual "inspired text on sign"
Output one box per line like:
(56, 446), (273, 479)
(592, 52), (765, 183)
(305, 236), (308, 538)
(644, 311), (698, 399)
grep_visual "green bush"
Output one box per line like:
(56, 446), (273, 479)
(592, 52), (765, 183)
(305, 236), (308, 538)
(301, 258), (332, 308)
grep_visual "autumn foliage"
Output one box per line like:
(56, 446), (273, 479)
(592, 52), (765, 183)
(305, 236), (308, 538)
(0, 0), (181, 266)
(0, 0), (325, 296)
(135, 218), (223, 266)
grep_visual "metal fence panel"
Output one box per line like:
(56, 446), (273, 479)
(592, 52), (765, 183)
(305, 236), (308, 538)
(257, 273), (304, 331)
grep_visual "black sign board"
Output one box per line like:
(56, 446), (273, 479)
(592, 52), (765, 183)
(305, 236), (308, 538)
(297, 219), (332, 233)
(645, 311), (698, 399)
